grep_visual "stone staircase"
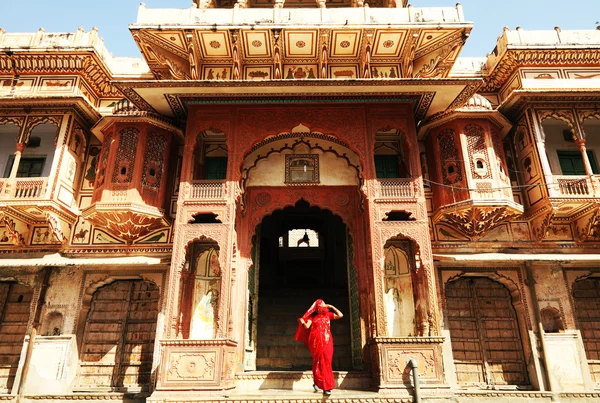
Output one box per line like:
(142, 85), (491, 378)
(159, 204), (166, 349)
(256, 288), (352, 371)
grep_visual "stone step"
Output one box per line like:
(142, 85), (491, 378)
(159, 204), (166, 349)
(234, 370), (372, 392)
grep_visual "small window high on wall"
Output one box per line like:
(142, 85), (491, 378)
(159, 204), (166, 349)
(205, 157), (227, 180)
(375, 155), (400, 178)
(280, 229), (319, 248)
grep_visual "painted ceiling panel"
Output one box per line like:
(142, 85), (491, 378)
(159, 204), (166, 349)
(330, 30), (361, 58)
(372, 31), (405, 58)
(243, 31), (272, 58)
(284, 30), (317, 58)
(198, 31), (232, 58)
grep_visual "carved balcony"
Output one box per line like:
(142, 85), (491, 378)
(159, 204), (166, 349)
(83, 112), (182, 244)
(530, 175), (600, 243)
(187, 180), (227, 201)
(420, 97), (523, 240)
(375, 178), (420, 200)
(0, 177), (78, 247)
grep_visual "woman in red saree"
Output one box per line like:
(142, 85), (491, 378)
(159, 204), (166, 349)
(295, 299), (343, 395)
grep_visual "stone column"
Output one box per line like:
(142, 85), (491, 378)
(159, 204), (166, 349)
(575, 139), (594, 176)
(9, 142), (26, 179)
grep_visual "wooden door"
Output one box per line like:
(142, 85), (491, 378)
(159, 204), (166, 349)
(0, 282), (32, 393)
(573, 278), (600, 384)
(446, 277), (529, 387)
(77, 280), (159, 391)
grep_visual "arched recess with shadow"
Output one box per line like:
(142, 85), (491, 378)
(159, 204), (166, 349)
(572, 276), (600, 384)
(0, 281), (33, 393)
(178, 238), (222, 340)
(445, 276), (530, 388)
(76, 279), (159, 392)
(382, 238), (423, 337)
(249, 200), (356, 372)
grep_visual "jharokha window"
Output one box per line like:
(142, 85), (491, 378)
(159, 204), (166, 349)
(285, 154), (319, 184)
(279, 229), (320, 248)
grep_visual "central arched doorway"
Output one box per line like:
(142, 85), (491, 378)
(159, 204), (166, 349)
(250, 200), (353, 371)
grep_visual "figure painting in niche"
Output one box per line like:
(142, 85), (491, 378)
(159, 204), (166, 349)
(190, 248), (221, 339)
(383, 245), (415, 337)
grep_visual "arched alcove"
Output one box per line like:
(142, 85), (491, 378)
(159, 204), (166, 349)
(542, 117), (594, 176)
(192, 129), (228, 180)
(374, 128), (411, 179)
(179, 238), (222, 339)
(382, 243), (416, 337)
(241, 129), (362, 193)
(247, 200), (356, 371)
(21, 123), (59, 177)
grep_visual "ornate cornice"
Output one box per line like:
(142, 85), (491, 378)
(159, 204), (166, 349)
(0, 98), (101, 127)
(0, 53), (122, 98)
(483, 48), (600, 92)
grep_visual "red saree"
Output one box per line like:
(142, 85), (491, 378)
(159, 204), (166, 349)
(295, 299), (336, 391)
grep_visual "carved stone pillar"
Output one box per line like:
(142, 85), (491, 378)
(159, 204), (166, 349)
(575, 139), (594, 176)
(9, 142), (26, 179)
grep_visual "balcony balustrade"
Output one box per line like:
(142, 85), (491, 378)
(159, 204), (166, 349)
(376, 178), (420, 199)
(187, 180), (226, 200)
(0, 177), (48, 200)
(554, 176), (592, 197)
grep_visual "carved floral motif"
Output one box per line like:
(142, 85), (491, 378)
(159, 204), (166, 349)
(436, 206), (521, 240)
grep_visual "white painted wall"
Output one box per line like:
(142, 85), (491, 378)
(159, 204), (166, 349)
(0, 124), (18, 178)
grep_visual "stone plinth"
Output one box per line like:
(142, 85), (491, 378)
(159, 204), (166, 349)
(369, 337), (446, 390)
(544, 332), (590, 392)
(155, 339), (237, 391)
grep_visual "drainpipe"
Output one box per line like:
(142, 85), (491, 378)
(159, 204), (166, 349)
(16, 266), (53, 402)
(406, 357), (421, 403)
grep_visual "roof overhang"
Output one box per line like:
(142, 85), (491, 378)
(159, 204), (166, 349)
(0, 97), (101, 127)
(498, 89), (600, 119)
(114, 78), (481, 121)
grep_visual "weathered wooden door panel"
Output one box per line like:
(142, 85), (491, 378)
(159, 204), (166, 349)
(573, 278), (600, 384)
(78, 280), (159, 391)
(0, 282), (32, 393)
(446, 277), (529, 388)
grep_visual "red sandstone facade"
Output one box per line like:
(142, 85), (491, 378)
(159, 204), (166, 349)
(1, 2), (600, 402)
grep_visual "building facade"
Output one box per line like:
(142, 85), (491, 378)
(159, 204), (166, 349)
(0, 1), (600, 402)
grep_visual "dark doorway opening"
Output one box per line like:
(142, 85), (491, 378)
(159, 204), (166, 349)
(256, 200), (352, 371)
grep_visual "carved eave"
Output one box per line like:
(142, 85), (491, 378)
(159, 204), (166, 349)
(418, 103), (512, 140)
(114, 78), (480, 121)
(498, 90), (600, 120)
(0, 51), (122, 99)
(0, 201), (79, 248)
(482, 47), (600, 93)
(81, 203), (171, 245)
(90, 113), (183, 142)
(0, 97), (101, 128)
(130, 6), (471, 82)
(433, 199), (523, 241)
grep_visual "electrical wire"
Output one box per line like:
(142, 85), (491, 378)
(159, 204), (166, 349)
(422, 177), (591, 192)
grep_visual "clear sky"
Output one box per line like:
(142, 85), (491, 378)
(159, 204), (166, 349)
(0, 0), (599, 58)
